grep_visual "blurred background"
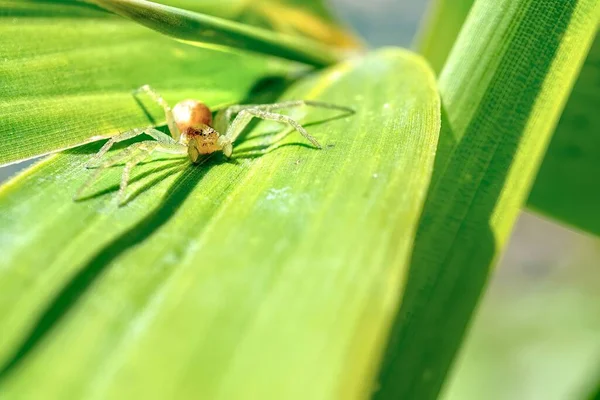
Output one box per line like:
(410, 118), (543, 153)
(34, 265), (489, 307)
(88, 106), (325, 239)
(1, 1), (599, 399)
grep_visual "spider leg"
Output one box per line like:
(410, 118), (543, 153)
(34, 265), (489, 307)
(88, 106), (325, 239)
(117, 142), (183, 205)
(213, 100), (354, 133)
(133, 84), (181, 141)
(86, 127), (176, 168)
(223, 108), (321, 149)
(75, 141), (187, 204)
(77, 142), (150, 200)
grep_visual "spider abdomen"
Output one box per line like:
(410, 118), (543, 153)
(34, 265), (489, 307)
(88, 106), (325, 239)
(172, 99), (213, 132)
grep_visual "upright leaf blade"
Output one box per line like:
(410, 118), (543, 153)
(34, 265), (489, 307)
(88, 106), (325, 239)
(375, 1), (599, 399)
(0, 48), (440, 399)
(0, 0), (295, 165)
(416, 0), (600, 236)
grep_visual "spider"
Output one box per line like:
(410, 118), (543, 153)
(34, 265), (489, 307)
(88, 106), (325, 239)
(75, 84), (353, 205)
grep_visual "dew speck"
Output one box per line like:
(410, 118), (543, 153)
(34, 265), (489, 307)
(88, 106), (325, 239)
(161, 251), (179, 265)
(266, 187), (291, 201)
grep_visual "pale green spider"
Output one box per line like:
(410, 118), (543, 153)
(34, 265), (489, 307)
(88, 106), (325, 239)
(75, 85), (353, 204)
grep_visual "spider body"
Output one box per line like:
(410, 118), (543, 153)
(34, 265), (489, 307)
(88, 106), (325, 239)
(75, 84), (353, 205)
(185, 124), (225, 162)
(172, 99), (229, 161)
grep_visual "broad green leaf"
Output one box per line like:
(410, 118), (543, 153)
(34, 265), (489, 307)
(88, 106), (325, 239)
(0, 48), (440, 399)
(0, 0), (296, 165)
(528, 34), (600, 236)
(91, 0), (354, 67)
(416, 0), (600, 236)
(375, 1), (599, 399)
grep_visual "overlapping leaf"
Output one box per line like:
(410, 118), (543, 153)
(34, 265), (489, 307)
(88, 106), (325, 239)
(152, 0), (362, 49)
(90, 0), (354, 67)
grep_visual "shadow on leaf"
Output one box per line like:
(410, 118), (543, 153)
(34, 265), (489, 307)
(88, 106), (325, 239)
(0, 155), (221, 381)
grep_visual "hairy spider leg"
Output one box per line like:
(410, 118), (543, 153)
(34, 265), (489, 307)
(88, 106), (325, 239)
(86, 127), (176, 168)
(75, 141), (186, 204)
(117, 142), (186, 204)
(223, 109), (322, 151)
(133, 84), (181, 141)
(213, 100), (354, 134)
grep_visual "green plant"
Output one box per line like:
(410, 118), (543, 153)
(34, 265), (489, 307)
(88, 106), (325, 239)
(0, 0), (597, 399)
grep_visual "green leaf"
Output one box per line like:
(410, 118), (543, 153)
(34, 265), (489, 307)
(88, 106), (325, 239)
(0, 0), (297, 165)
(527, 34), (600, 237)
(91, 0), (355, 67)
(416, 0), (600, 236)
(414, 0), (473, 74)
(375, 1), (599, 399)
(0, 48), (440, 399)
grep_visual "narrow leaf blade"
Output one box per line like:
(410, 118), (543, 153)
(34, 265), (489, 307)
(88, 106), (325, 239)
(91, 0), (356, 67)
(416, 0), (600, 236)
(153, 0), (363, 49)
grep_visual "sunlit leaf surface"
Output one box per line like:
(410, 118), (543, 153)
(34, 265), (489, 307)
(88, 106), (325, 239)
(0, 48), (440, 399)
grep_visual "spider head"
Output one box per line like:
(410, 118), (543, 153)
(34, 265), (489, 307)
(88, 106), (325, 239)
(173, 99), (213, 133)
(186, 126), (224, 163)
